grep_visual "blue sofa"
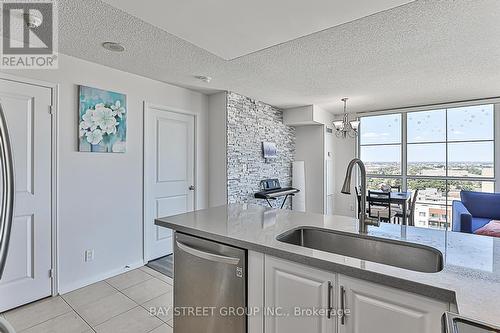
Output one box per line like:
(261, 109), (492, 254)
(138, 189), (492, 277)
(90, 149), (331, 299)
(452, 191), (500, 233)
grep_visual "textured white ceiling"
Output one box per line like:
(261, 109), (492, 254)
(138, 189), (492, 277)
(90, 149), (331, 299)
(58, 0), (500, 114)
(99, 0), (412, 60)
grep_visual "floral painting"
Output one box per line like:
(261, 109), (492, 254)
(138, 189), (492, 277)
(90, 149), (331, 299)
(78, 85), (127, 153)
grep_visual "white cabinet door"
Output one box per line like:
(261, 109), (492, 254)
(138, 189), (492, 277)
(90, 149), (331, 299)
(338, 275), (448, 333)
(265, 256), (335, 333)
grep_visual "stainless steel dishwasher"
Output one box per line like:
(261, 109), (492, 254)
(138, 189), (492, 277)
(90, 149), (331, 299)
(174, 232), (247, 333)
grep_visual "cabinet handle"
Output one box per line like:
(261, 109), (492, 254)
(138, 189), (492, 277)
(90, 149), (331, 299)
(340, 285), (346, 325)
(327, 281), (333, 319)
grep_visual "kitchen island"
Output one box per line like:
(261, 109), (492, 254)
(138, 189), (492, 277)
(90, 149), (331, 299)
(155, 204), (500, 332)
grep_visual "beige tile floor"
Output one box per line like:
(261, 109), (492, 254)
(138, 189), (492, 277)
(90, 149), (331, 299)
(1, 266), (174, 333)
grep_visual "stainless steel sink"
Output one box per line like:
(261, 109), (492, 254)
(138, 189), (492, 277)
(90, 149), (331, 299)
(276, 227), (443, 273)
(443, 312), (500, 333)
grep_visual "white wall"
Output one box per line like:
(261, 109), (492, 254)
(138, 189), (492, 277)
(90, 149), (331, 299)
(325, 130), (335, 215)
(208, 92), (228, 207)
(283, 105), (315, 125)
(332, 134), (357, 217)
(295, 125), (325, 214)
(1, 54), (209, 293)
(286, 105), (340, 215)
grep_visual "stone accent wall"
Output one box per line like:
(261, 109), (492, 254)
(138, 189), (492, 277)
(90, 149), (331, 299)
(226, 92), (295, 208)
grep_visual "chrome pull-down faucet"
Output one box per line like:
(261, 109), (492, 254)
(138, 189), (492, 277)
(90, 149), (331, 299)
(341, 158), (380, 233)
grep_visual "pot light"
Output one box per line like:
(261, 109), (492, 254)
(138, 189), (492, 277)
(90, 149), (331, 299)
(102, 42), (125, 52)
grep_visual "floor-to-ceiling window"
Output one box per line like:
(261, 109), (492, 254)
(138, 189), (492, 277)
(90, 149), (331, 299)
(359, 113), (403, 190)
(359, 104), (496, 230)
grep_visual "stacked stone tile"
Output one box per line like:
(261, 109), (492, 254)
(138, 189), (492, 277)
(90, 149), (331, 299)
(226, 92), (295, 209)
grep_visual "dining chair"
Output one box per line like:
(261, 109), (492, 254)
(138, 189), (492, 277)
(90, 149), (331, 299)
(390, 185), (401, 192)
(367, 190), (391, 222)
(390, 185), (402, 212)
(395, 189), (419, 226)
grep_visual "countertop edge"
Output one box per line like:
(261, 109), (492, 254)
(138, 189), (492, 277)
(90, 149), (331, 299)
(155, 218), (457, 304)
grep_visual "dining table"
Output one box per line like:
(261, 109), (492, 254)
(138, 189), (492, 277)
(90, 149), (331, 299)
(360, 190), (413, 225)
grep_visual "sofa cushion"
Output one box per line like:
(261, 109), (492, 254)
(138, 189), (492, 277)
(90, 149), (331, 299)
(474, 220), (500, 237)
(470, 217), (493, 233)
(460, 191), (500, 219)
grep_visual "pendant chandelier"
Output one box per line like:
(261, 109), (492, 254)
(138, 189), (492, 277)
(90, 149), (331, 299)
(332, 98), (359, 138)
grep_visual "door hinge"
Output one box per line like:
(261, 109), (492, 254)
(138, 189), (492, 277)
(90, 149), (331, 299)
(49, 269), (54, 278)
(49, 105), (54, 115)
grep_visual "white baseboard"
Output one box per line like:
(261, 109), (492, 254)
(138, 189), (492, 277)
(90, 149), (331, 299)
(58, 260), (145, 295)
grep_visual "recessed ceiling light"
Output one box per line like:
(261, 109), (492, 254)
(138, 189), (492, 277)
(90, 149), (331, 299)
(102, 42), (125, 52)
(195, 75), (212, 83)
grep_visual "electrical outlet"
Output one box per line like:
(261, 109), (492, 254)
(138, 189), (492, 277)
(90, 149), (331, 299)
(84, 249), (94, 262)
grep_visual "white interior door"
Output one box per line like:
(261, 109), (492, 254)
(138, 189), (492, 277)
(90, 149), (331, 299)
(0, 79), (52, 312)
(144, 105), (195, 261)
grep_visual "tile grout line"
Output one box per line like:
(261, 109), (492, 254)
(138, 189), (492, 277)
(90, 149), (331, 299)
(95, 274), (170, 329)
(90, 281), (143, 329)
(7, 268), (171, 333)
(17, 310), (74, 333)
(59, 296), (97, 333)
(105, 279), (172, 325)
(62, 271), (152, 331)
(95, 305), (164, 333)
(108, 269), (174, 327)
(6, 297), (74, 333)
(106, 273), (156, 291)
(140, 267), (175, 328)
(137, 291), (173, 324)
(139, 266), (174, 285)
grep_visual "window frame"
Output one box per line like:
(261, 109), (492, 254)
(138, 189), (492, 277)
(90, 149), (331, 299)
(357, 101), (498, 230)
(358, 113), (404, 178)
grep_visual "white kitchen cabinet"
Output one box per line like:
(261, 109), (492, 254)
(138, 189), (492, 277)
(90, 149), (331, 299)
(264, 256), (336, 333)
(337, 275), (448, 333)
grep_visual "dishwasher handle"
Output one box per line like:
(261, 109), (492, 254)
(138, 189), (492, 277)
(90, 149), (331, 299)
(176, 240), (241, 265)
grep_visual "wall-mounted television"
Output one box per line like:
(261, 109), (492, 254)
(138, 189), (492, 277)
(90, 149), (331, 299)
(262, 142), (277, 159)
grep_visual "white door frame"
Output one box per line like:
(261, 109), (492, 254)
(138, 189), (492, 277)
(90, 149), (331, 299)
(0, 73), (59, 296)
(143, 102), (198, 263)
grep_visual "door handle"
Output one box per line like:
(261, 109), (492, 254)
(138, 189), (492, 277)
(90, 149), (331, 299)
(188, 185), (195, 191)
(327, 281), (333, 319)
(176, 241), (240, 265)
(340, 285), (347, 325)
(0, 103), (15, 279)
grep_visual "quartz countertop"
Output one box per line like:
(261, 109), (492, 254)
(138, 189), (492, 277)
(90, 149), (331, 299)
(155, 204), (500, 326)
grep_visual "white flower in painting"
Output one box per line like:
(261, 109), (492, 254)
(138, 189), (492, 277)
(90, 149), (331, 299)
(91, 105), (117, 129)
(102, 122), (119, 135)
(111, 101), (125, 118)
(85, 129), (103, 145)
(79, 127), (89, 138)
(80, 109), (96, 131)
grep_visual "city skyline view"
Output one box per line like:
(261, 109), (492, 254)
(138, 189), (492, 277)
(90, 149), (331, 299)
(359, 104), (495, 231)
